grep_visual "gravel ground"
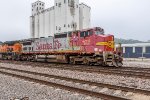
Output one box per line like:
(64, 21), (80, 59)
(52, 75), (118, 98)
(123, 61), (150, 68)
(0, 74), (100, 100)
(0, 68), (134, 99)
(0, 63), (150, 92)
(124, 58), (150, 62)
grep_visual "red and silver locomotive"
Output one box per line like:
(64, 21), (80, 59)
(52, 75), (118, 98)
(0, 27), (123, 67)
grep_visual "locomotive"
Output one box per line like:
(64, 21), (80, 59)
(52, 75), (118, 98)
(0, 27), (123, 67)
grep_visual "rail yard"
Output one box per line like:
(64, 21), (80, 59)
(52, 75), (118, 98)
(0, 60), (150, 100)
(0, 0), (150, 99)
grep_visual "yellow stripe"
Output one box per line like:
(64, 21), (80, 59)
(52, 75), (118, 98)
(96, 41), (114, 48)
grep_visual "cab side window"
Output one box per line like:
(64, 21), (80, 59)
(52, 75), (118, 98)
(80, 31), (93, 37)
(23, 47), (27, 51)
(85, 31), (88, 37)
(89, 31), (93, 35)
(80, 32), (85, 37)
(68, 32), (72, 37)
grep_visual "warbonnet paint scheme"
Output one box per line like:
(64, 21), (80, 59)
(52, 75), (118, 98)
(0, 27), (123, 67)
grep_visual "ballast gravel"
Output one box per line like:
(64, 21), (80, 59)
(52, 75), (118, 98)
(0, 62), (150, 91)
(0, 74), (100, 100)
(123, 60), (150, 68)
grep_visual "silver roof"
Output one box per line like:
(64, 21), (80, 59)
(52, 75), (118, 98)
(121, 43), (150, 47)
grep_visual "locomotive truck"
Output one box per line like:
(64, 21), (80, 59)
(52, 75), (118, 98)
(0, 27), (123, 67)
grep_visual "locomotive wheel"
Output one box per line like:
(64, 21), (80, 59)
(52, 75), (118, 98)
(102, 62), (107, 67)
(113, 61), (123, 67)
(70, 58), (76, 64)
(33, 57), (37, 62)
(83, 58), (90, 65)
(117, 61), (123, 67)
(84, 57), (94, 66)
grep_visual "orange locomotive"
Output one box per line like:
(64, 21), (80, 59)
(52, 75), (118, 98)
(0, 42), (22, 60)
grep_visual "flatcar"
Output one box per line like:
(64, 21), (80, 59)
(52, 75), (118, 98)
(0, 27), (123, 67)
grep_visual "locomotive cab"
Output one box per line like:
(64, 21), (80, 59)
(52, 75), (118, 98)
(90, 27), (122, 67)
(0, 41), (23, 60)
(67, 27), (122, 67)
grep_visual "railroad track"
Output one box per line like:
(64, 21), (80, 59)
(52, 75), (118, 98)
(0, 67), (128, 100)
(1, 60), (150, 79)
(21, 62), (150, 79)
(0, 67), (150, 100)
(1, 60), (150, 71)
(0, 66), (150, 100)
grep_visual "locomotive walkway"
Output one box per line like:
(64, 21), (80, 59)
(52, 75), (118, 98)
(0, 66), (150, 100)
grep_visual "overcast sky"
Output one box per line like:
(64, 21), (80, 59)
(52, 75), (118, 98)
(0, 0), (150, 42)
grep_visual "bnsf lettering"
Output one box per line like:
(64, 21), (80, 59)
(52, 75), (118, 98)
(36, 42), (53, 50)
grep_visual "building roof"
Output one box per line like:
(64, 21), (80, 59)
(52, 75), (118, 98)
(121, 43), (150, 47)
(79, 3), (91, 9)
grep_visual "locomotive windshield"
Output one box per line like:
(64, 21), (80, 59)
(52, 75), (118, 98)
(95, 27), (104, 35)
(95, 30), (104, 35)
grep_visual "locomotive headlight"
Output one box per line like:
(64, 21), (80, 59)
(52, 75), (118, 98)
(99, 49), (102, 52)
(94, 48), (98, 52)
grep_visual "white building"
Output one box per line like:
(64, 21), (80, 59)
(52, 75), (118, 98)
(30, 0), (91, 38)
